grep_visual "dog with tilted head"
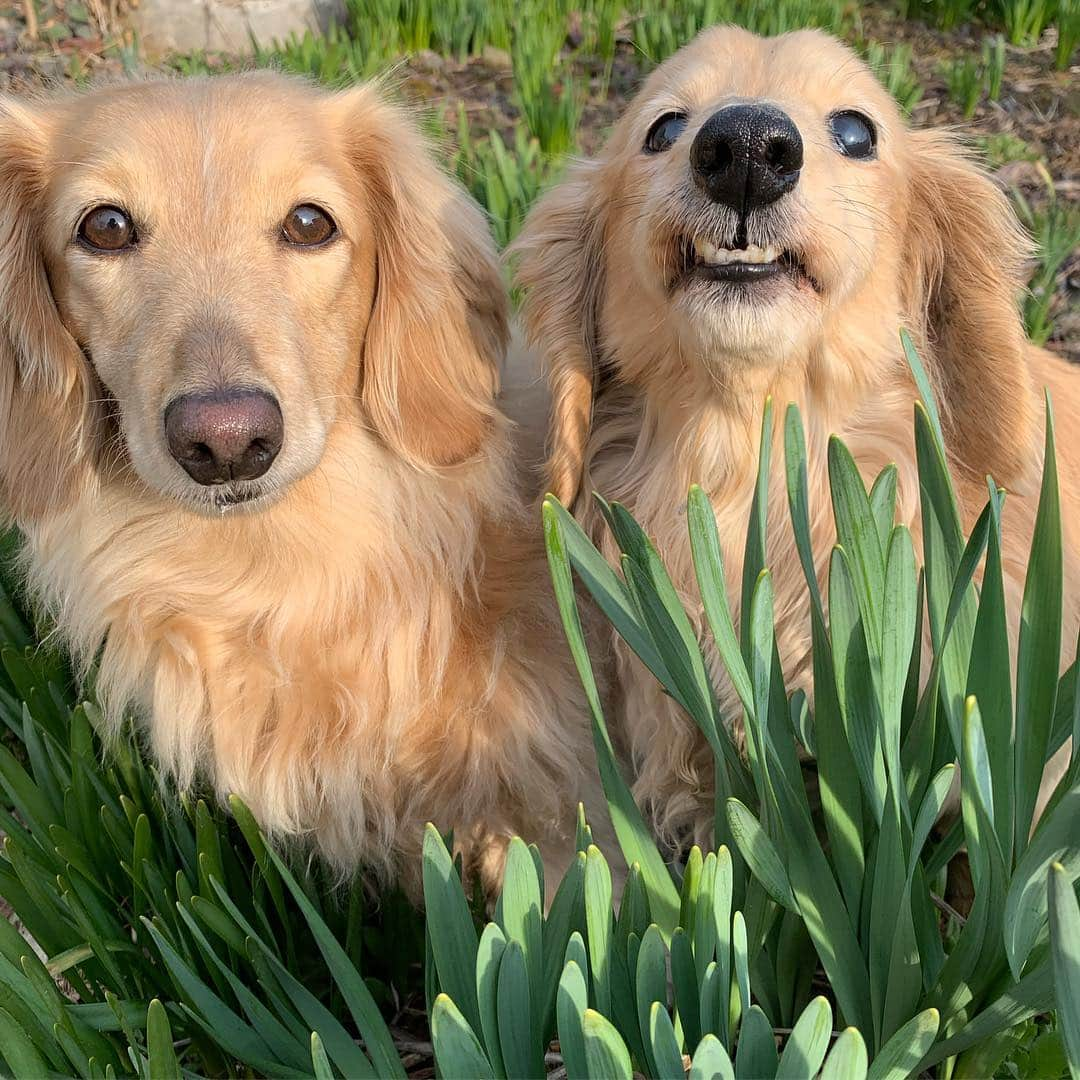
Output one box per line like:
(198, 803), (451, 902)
(0, 72), (611, 898)
(514, 27), (1079, 848)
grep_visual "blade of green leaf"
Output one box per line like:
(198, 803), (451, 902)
(557, 959), (589, 1080)
(726, 799), (795, 911)
(1049, 863), (1080, 1079)
(777, 996), (832, 1079)
(1014, 396), (1062, 855)
(500, 837), (543, 1049)
(476, 923), (507, 1078)
(146, 999), (181, 1080)
(636, 925), (668, 1076)
(431, 993), (495, 1080)
(582, 1009), (633, 1080)
(649, 1001), (685, 1080)
(543, 501), (680, 936)
(735, 1004), (779, 1080)
(497, 940), (542, 1080)
(421, 825), (481, 1041)
(689, 1033), (735, 1080)
(687, 485), (753, 717)
(821, 1027), (869, 1080)
(866, 1008), (938, 1080)
(310, 1033), (334, 1080)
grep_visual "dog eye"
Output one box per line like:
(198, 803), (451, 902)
(829, 111), (877, 159)
(77, 206), (137, 252)
(282, 204), (337, 247)
(644, 112), (689, 154)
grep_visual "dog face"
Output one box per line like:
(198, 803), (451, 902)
(614, 27), (904, 364)
(0, 75), (506, 519)
(515, 26), (1033, 503)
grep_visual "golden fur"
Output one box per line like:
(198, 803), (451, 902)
(514, 27), (1080, 843)
(0, 73), (607, 895)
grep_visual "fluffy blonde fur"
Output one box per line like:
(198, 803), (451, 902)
(514, 27), (1080, 844)
(0, 73), (606, 896)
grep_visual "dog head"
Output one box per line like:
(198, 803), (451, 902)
(0, 74), (506, 519)
(515, 26), (1034, 504)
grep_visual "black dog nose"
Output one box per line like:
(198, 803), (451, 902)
(164, 389), (283, 485)
(690, 103), (803, 213)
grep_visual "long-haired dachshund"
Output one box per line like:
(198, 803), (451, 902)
(0, 73), (607, 895)
(515, 27), (1079, 845)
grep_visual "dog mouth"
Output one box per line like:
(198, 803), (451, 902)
(203, 483), (273, 515)
(672, 235), (816, 292)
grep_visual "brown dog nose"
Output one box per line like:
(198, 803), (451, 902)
(690, 103), (803, 213)
(164, 389), (283, 485)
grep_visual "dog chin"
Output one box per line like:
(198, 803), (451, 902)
(674, 285), (817, 364)
(181, 479), (298, 516)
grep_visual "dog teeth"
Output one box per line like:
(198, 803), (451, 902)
(692, 239), (779, 265)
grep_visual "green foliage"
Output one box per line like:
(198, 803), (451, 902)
(251, 22), (388, 83)
(998, 0), (1055, 44)
(901, 0), (979, 30)
(1012, 189), (1080, 346)
(939, 54), (984, 118)
(0, 10), (1078, 1075)
(974, 131), (1038, 168)
(898, 0), (1073, 45)
(862, 41), (923, 115)
(451, 111), (563, 249)
(983, 33), (1007, 100)
(543, 333), (1080, 1075)
(0, 329), (1073, 1078)
(1058, 0), (1080, 67)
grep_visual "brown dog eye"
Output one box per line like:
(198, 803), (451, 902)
(78, 206), (136, 252)
(282, 204), (336, 247)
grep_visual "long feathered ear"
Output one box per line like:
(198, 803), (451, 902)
(0, 95), (95, 521)
(903, 128), (1040, 486)
(511, 160), (607, 507)
(335, 86), (507, 468)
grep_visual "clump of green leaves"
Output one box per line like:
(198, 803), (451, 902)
(1012, 189), (1080, 346)
(451, 105), (563, 248)
(973, 131), (1038, 168)
(1058, 0), (1080, 67)
(983, 33), (1007, 100)
(511, 1), (583, 158)
(863, 40), (924, 115)
(252, 22), (389, 84)
(998, 0), (1055, 44)
(542, 332), (1080, 1075)
(939, 54), (984, 118)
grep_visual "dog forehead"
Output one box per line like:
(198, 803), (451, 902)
(49, 76), (346, 193)
(639, 26), (881, 114)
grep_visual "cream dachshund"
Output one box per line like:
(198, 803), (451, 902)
(514, 26), (1079, 845)
(0, 73), (610, 896)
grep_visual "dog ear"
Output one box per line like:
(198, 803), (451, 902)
(903, 128), (1040, 486)
(511, 160), (607, 507)
(335, 86), (507, 469)
(0, 96), (95, 521)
